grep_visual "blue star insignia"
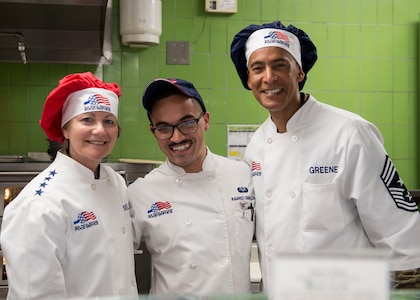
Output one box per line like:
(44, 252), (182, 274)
(35, 189), (44, 196)
(49, 170), (57, 177)
(39, 182), (47, 188)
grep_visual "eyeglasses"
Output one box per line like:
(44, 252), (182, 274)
(151, 113), (204, 140)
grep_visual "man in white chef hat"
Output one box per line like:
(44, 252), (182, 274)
(231, 21), (420, 297)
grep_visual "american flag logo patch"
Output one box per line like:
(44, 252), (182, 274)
(251, 161), (261, 171)
(148, 201), (172, 213)
(264, 30), (290, 47)
(251, 161), (262, 177)
(148, 201), (173, 219)
(73, 211), (97, 224)
(380, 155), (418, 212)
(273, 31), (290, 43)
(84, 93), (111, 106)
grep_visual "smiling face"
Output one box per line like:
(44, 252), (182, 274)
(62, 111), (119, 172)
(149, 94), (209, 173)
(247, 47), (305, 129)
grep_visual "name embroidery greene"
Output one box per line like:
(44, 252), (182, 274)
(309, 165), (339, 174)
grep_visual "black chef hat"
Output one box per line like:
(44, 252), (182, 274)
(230, 21), (317, 91)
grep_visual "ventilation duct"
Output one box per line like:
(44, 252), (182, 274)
(0, 0), (112, 65)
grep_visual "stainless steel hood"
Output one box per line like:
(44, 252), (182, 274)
(0, 0), (112, 65)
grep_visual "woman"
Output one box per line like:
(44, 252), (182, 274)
(1, 72), (138, 299)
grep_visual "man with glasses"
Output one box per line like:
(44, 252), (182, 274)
(128, 78), (255, 296)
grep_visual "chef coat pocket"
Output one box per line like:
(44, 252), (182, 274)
(233, 200), (255, 222)
(302, 182), (345, 231)
(234, 201), (255, 251)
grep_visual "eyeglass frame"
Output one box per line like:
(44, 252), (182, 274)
(150, 112), (204, 140)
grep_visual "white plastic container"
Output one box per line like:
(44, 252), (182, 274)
(120, 0), (162, 47)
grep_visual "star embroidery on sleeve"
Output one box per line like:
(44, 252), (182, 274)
(380, 155), (418, 212)
(405, 193), (413, 202)
(33, 169), (58, 196)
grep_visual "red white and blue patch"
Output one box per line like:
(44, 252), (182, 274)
(264, 30), (290, 47)
(380, 155), (418, 212)
(73, 211), (99, 231)
(82, 93), (111, 113)
(148, 201), (173, 219)
(84, 93), (111, 106)
(251, 161), (262, 177)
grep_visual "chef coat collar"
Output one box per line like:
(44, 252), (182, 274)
(166, 147), (213, 175)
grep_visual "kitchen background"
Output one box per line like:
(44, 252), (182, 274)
(0, 0), (419, 188)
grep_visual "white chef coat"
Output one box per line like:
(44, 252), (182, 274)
(1, 151), (138, 299)
(128, 149), (255, 296)
(245, 95), (420, 297)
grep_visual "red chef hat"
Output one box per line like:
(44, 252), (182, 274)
(39, 72), (121, 143)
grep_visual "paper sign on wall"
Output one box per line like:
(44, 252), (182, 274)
(227, 124), (259, 160)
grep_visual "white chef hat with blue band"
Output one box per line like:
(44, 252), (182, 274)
(230, 21), (318, 91)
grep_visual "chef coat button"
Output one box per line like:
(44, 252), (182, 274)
(266, 247), (273, 256)
(122, 227), (126, 234)
(91, 184), (96, 190)
(265, 190), (272, 198)
(290, 191), (296, 199)
(267, 138), (273, 144)
(176, 178), (182, 184)
(291, 135), (298, 142)
(218, 214), (225, 221)
(107, 179), (112, 186)
(110, 235), (115, 242)
(131, 280), (136, 287)
(189, 263), (197, 270)
(118, 288), (124, 295)
(185, 218), (192, 226)
(221, 258), (229, 265)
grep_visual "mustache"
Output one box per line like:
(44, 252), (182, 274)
(168, 139), (193, 148)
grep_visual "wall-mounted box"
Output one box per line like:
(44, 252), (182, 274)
(166, 41), (190, 65)
(205, 0), (237, 13)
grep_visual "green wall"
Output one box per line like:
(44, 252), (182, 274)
(0, 0), (419, 188)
